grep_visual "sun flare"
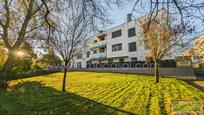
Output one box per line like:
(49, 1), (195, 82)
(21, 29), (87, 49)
(16, 51), (24, 57)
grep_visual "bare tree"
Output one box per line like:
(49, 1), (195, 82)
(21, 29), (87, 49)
(0, 0), (129, 89)
(131, 0), (204, 47)
(50, 1), (104, 92)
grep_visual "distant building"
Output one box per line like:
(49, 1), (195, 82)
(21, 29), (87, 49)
(192, 35), (204, 68)
(194, 35), (204, 57)
(180, 35), (204, 68)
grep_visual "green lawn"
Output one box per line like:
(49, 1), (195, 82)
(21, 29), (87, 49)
(0, 72), (204, 115)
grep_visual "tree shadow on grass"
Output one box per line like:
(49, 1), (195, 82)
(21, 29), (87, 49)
(183, 75), (204, 92)
(184, 81), (204, 92)
(0, 81), (136, 115)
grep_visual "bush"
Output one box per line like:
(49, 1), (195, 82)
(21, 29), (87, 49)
(194, 68), (204, 76)
(10, 69), (61, 80)
(160, 60), (176, 68)
(12, 59), (33, 76)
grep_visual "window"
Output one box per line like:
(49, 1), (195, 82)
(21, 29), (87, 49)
(128, 27), (136, 37)
(93, 50), (97, 54)
(77, 53), (82, 59)
(108, 59), (113, 63)
(112, 43), (122, 51)
(129, 42), (137, 52)
(131, 58), (137, 62)
(77, 62), (82, 68)
(112, 30), (122, 38)
(93, 40), (97, 43)
(99, 47), (105, 53)
(86, 52), (90, 58)
(144, 41), (150, 50)
(98, 34), (106, 41)
(119, 58), (124, 62)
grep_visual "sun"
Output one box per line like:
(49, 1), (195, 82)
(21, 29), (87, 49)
(16, 51), (24, 57)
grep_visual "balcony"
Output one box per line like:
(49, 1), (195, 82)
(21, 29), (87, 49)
(91, 40), (107, 49)
(90, 53), (107, 59)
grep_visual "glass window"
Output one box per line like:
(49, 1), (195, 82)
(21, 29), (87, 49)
(131, 58), (137, 62)
(112, 43), (122, 51)
(93, 40), (97, 43)
(128, 27), (136, 37)
(77, 62), (82, 68)
(128, 42), (137, 52)
(144, 41), (150, 50)
(77, 53), (82, 59)
(99, 47), (105, 53)
(86, 52), (90, 58)
(93, 50), (97, 54)
(108, 59), (113, 63)
(112, 30), (122, 38)
(119, 58), (124, 62)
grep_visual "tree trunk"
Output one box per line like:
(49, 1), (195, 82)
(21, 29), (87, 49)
(154, 60), (159, 83)
(0, 49), (16, 89)
(62, 62), (68, 92)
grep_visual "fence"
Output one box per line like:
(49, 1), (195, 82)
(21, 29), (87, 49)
(86, 60), (176, 68)
(67, 67), (196, 80)
(194, 68), (204, 76)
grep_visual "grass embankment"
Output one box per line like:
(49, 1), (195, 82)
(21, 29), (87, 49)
(0, 72), (204, 115)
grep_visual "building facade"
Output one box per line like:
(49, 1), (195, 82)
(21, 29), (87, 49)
(71, 14), (173, 68)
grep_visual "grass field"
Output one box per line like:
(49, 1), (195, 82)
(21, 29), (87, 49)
(0, 72), (204, 115)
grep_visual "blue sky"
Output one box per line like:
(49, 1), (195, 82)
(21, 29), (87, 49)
(107, 0), (204, 38)
(108, 7), (131, 28)
(106, 3), (136, 29)
(105, 1), (204, 56)
(107, 1), (204, 39)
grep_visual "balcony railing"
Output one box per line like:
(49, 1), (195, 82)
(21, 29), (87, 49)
(90, 52), (107, 59)
(91, 40), (106, 49)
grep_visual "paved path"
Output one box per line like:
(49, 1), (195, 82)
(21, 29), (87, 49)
(184, 76), (204, 92)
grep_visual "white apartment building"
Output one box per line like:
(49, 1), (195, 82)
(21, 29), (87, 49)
(71, 13), (173, 68)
